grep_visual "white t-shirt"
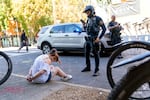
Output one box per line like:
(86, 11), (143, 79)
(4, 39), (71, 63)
(30, 54), (51, 83)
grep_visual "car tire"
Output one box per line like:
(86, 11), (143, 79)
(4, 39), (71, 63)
(42, 42), (51, 54)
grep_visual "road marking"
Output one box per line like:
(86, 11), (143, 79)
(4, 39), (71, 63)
(22, 60), (32, 63)
(11, 73), (26, 79)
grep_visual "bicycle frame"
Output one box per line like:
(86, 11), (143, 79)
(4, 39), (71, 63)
(112, 52), (150, 68)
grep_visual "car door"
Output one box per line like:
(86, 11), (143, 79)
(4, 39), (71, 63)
(48, 25), (71, 47)
(64, 24), (86, 48)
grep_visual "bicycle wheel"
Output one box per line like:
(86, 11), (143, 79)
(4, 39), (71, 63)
(0, 51), (13, 85)
(107, 41), (150, 99)
(107, 57), (150, 100)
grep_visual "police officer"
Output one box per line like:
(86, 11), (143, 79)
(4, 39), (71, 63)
(108, 15), (123, 45)
(81, 5), (106, 76)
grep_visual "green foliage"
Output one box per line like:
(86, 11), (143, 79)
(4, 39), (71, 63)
(53, 0), (87, 23)
(17, 15), (27, 33)
(0, 15), (6, 31)
(0, 0), (89, 38)
(0, 0), (12, 31)
(97, 0), (111, 6)
(37, 16), (53, 27)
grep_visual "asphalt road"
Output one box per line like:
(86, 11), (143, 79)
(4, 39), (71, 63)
(0, 47), (111, 100)
(3, 47), (111, 89)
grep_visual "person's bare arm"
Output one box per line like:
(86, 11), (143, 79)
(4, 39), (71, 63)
(27, 70), (46, 82)
(32, 70), (46, 80)
(28, 68), (32, 76)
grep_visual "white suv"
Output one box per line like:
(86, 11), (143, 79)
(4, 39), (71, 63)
(37, 23), (119, 55)
(37, 23), (87, 54)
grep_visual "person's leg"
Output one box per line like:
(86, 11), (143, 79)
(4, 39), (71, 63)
(18, 42), (24, 52)
(111, 33), (117, 45)
(52, 66), (72, 81)
(26, 44), (28, 52)
(116, 34), (123, 58)
(85, 41), (91, 68)
(81, 41), (91, 72)
(92, 42), (100, 76)
(52, 66), (67, 77)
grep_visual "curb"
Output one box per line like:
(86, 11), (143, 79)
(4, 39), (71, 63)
(0, 46), (37, 51)
(55, 81), (110, 93)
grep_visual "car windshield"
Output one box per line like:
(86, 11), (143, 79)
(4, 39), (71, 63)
(39, 26), (49, 34)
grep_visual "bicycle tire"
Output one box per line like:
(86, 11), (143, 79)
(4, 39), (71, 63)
(107, 57), (150, 100)
(107, 41), (150, 88)
(0, 51), (13, 85)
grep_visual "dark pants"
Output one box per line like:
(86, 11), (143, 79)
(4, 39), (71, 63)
(85, 37), (100, 73)
(111, 32), (121, 45)
(18, 41), (28, 51)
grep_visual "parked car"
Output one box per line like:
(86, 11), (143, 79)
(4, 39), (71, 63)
(37, 22), (120, 55)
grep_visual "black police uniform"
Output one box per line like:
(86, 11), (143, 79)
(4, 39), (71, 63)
(108, 21), (122, 45)
(82, 15), (106, 75)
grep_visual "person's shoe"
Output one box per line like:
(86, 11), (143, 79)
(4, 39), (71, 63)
(61, 74), (72, 81)
(81, 67), (91, 72)
(92, 71), (100, 77)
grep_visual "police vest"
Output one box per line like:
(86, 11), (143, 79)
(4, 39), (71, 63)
(86, 16), (100, 36)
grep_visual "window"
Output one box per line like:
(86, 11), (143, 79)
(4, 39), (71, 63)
(50, 25), (64, 33)
(65, 24), (80, 33)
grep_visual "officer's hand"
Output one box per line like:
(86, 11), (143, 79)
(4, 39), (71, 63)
(94, 38), (100, 43)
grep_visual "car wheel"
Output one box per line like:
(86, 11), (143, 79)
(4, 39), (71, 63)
(42, 43), (51, 54)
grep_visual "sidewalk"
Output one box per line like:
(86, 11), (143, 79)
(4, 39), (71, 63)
(43, 81), (110, 100)
(0, 46), (37, 52)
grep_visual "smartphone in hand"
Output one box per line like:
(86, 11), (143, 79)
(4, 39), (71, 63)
(80, 19), (85, 24)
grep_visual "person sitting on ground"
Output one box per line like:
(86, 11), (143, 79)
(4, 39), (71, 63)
(26, 48), (72, 83)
